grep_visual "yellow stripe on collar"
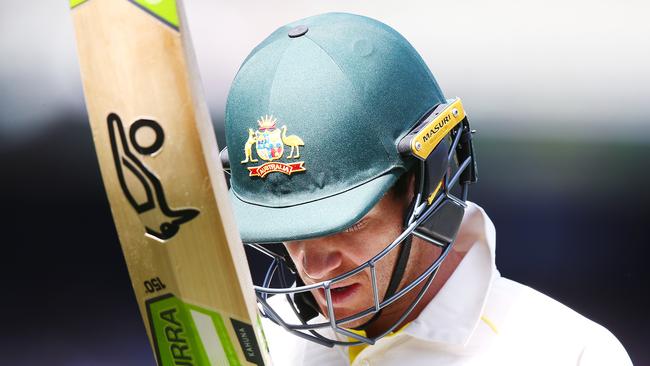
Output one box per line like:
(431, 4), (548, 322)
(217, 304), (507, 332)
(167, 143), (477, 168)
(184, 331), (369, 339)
(347, 323), (411, 363)
(480, 315), (500, 335)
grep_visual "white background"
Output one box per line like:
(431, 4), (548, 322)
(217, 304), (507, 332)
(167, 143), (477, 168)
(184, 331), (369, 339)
(1, 0), (648, 141)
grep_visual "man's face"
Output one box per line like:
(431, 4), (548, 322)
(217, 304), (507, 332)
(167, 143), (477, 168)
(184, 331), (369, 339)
(284, 186), (420, 329)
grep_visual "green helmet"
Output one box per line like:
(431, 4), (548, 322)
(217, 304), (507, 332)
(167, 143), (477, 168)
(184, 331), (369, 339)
(223, 12), (477, 347)
(225, 12), (448, 243)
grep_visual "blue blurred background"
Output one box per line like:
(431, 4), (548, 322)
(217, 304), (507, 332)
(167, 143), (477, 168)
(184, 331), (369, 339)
(1, 0), (648, 364)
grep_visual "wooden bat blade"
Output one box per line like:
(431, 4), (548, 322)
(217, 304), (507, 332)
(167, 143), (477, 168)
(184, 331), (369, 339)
(70, 0), (271, 364)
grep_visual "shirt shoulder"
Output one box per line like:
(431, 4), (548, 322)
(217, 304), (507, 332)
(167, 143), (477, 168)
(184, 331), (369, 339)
(479, 278), (631, 365)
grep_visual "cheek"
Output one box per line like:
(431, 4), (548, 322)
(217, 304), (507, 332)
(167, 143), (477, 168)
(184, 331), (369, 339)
(347, 221), (402, 260)
(341, 235), (383, 266)
(361, 223), (404, 260)
(372, 243), (402, 288)
(369, 223), (410, 287)
(346, 230), (404, 288)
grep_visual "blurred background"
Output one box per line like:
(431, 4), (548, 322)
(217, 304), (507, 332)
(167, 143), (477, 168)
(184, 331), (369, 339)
(1, 0), (648, 364)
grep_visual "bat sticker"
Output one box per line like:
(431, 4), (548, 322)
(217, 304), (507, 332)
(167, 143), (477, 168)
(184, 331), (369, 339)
(107, 113), (199, 241)
(146, 294), (264, 365)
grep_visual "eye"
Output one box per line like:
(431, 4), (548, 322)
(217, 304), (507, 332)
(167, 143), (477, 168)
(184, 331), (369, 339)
(343, 219), (368, 233)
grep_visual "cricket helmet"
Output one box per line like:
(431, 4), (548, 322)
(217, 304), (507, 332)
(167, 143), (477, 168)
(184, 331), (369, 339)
(222, 12), (477, 347)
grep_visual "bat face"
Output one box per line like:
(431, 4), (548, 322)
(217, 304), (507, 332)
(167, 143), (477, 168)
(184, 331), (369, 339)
(107, 112), (200, 242)
(70, 1), (270, 364)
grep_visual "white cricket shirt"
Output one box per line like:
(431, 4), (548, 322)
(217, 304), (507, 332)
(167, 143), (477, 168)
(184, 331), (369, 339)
(261, 202), (632, 365)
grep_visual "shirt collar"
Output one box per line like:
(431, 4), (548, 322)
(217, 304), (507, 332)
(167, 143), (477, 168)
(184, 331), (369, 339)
(403, 201), (499, 346)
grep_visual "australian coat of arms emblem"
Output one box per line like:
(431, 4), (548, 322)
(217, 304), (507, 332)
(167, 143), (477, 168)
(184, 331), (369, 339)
(241, 115), (306, 178)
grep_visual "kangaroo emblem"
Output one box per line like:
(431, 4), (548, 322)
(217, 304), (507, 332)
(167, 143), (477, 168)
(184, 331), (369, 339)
(241, 128), (259, 163)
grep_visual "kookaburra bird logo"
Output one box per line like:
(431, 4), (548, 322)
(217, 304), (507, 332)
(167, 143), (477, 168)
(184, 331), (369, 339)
(107, 113), (199, 242)
(240, 115), (306, 178)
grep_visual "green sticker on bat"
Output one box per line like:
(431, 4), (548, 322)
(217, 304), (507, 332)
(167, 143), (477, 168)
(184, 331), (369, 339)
(146, 294), (243, 365)
(130, 0), (179, 29)
(70, 0), (88, 8)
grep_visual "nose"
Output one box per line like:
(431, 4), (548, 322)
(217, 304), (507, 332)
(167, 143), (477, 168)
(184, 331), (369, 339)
(295, 241), (343, 282)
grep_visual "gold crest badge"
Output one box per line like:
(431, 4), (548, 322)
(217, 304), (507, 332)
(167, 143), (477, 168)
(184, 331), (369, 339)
(241, 115), (306, 178)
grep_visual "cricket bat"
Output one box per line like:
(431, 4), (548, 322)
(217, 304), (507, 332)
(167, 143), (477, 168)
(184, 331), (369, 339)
(70, 1), (270, 365)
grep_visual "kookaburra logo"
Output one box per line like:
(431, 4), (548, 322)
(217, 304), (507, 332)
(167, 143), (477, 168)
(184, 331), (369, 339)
(107, 113), (199, 242)
(240, 115), (306, 178)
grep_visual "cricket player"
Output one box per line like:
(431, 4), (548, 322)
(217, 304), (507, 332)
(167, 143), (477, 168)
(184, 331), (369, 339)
(222, 12), (631, 365)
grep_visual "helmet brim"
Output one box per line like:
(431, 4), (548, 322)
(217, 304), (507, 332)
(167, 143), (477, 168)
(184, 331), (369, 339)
(229, 171), (400, 243)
